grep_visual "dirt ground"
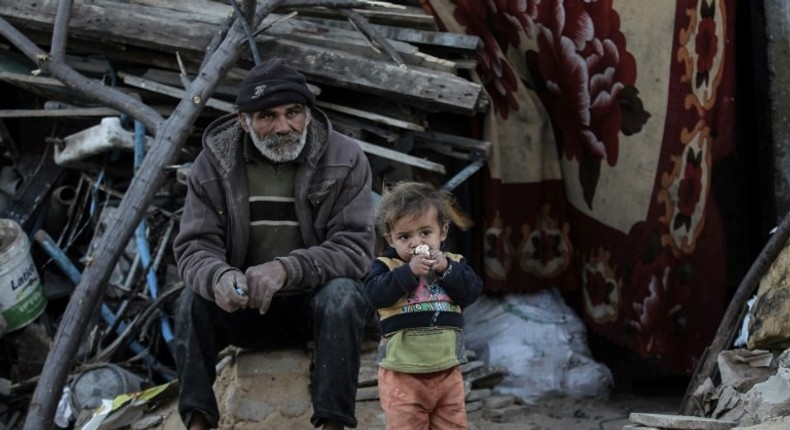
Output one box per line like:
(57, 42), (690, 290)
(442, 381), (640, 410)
(353, 392), (681, 430)
(471, 394), (680, 430)
(139, 391), (681, 430)
(130, 347), (684, 429)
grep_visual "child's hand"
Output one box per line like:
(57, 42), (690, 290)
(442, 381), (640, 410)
(409, 246), (436, 277)
(429, 249), (448, 274)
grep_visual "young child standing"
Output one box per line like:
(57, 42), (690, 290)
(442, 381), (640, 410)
(364, 181), (483, 430)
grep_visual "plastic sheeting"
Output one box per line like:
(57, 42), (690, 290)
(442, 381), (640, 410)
(464, 289), (613, 404)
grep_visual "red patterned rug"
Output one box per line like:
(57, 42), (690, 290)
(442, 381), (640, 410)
(422, 0), (737, 373)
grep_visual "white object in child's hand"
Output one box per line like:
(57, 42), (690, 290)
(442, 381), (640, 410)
(415, 244), (430, 255)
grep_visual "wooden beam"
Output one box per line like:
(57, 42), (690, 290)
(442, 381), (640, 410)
(265, 16), (458, 73)
(353, 138), (445, 174)
(262, 39), (485, 114)
(0, 71), (62, 86)
(119, 72), (236, 112)
(287, 5), (437, 30)
(300, 16), (482, 52)
(0, 107), (119, 117)
(316, 100), (425, 132)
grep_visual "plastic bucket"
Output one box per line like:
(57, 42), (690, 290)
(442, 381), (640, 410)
(0, 219), (47, 332)
(70, 364), (146, 411)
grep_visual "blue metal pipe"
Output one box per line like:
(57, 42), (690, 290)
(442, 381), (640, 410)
(134, 120), (175, 344)
(33, 229), (174, 381)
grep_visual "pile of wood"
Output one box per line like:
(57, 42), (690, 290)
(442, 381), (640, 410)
(0, 0), (491, 186)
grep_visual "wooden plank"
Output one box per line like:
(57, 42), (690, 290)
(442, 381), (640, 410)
(287, 5), (437, 30)
(0, 71), (62, 86)
(0, 108), (119, 118)
(128, 0), (234, 18)
(265, 18), (458, 73)
(261, 39), (485, 115)
(0, 0), (220, 56)
(353, 138), (445, 174)
(411, 129), (493, 159)
(301, 17), (482, 51)
(119, 72), (236, 112)
(329, 112), (403, 143)
(316, 101), (425, 132)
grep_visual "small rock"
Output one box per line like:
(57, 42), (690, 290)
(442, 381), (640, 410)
(484, 394), (516, 409)
(483, 404), (528, 423)
(466, 388), (492, 403)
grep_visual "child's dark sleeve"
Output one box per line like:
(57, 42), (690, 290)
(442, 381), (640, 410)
(437, 256), (483, 308)
(364, 259), (420, 308)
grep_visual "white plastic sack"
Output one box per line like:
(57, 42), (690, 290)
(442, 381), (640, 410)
(463, 288), (612, 403)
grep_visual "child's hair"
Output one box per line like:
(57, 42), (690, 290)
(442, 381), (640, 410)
(375, 181), (455, 236)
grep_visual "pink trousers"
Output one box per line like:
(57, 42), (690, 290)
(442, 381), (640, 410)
(377, 366), (468, 430)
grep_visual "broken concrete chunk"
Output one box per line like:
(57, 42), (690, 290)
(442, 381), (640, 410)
(482, 404), (528, 423)
(739, 371), (790, 426)
(483, 394), (516, 409)
(712, 385), (742, 420)
(718, 349), (775, 390)
(226, 350), (311, 422)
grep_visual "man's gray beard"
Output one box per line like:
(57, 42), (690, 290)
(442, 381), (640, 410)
(246, 112), (310, 163)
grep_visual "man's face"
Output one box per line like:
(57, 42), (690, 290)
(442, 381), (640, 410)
(239, 103), (310, 163)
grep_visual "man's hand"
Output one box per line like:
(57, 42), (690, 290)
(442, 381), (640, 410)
(245, 261), (287, 314)
(213, 270), (249, 312)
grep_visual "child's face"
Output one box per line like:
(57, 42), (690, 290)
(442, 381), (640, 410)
(384, 206), (448, 261)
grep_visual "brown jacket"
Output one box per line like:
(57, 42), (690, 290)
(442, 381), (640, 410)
(173, 109), (375, 302)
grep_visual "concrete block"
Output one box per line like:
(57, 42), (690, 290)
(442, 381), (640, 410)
(224, 349), (312, 423)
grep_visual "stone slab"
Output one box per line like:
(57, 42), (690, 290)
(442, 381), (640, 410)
(629, 412), (737, 430)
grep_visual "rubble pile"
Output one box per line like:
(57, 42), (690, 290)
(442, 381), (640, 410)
(623, 234), (790, 430)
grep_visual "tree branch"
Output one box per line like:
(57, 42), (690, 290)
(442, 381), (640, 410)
(50, 0), (72, 62)
(0, 17), (162, 131)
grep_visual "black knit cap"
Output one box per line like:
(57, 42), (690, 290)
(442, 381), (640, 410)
(235, 58), (316, 113)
